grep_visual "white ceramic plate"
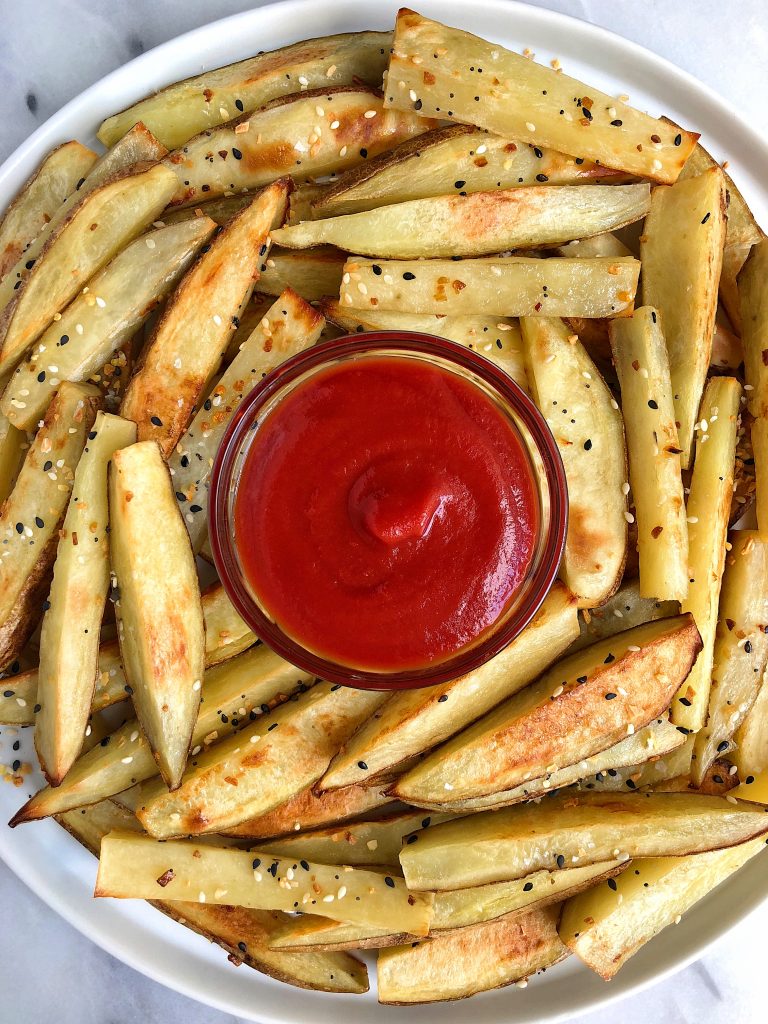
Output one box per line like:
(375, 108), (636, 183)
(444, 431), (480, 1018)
(1, 1), (767, 1020)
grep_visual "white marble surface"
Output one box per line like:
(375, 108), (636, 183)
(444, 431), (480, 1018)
(1, 1), (767, 1022)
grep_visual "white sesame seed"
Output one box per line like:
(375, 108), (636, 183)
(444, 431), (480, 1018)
(253, 871), (262, 881)
(193, 679), (201, 691)
(624, 511), (635, 524)
(250, 734), (260, 743)
(627, 724), (635, 734)
(526, 122), (536, 132)
(145, 237), (156, 249)
(298, 76), (309, 86)
(323, 894), (335, 902)
(130, 730), (139, 742)
(686, 516), (699, 524)
(652, 159), (663, 171)
(326, 65), (337, 77)
(367, 839), (378, 850)
(339, 146), (348, 157)
(173, 357), (182, 369)
(444, 782), (454, 790)
(621, 482), (630, 495)
(85, 724), (92, 737)
(476, 143), (487, 154)
(75, 324), (84, 335)
(198, 891), (206, 903)
(212, 314), (222, 326)
(121, 756), (133, 764)
(337, 886), (347, 898)
(95, 296), (106, 308)
(409, 89), (418, 102)
(315, 106), (325, 117)
(214, 888), (227, 899)
(16, 697), (27, 707)
(364, 110), (377, 119)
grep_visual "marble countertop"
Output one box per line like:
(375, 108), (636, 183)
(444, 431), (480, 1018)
(1, 1), (767, 1022)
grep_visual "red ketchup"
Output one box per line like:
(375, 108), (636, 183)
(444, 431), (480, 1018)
(234, 356), (538, 672)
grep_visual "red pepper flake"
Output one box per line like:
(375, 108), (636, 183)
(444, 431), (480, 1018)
(156, 868), (175, 887)
(651, 525), (663, 538)
(423, 70), (436, 85)
(203, 88), (214, 102)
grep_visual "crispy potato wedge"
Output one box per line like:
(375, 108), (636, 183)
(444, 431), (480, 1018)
(165, 88), (433, 208)
(559, 837), (767, 979)
(0, 413), (26, 507)
(314, 125), (626, 217)
(673, 377), (741, 732)
(377, 907), (566, 1004)
(570, 580), (678, 654)
(56, 800), (368, 994)
(640, 168), (727, 467)
(221, 783), (397, 840)
(609, 307), (689, 601)
(0, 163), (178, 375)
(171, 288), (323, 552)
(0, 382), (101, 669)
(121, 181), (289, 456)
(96, 832), (434, 935)
(384, 10), (697, 183)
(257, 247), (345, 301)
(319, 583), (578, 792)
(274, 185), (651, 259)
(220, 294), (275, 363)
(522, 316), (627, 607)
(393, 615), (699, 805)
(110, 441), (205, 789)
(137, 682), (388, 838)
(692, 532), (768, 783)
(674, 125), (765, 334)
(1, 218), (216, 431)
(409, 718), (685, 812)
(399, 791), (768, 891)
(35, 413), (137, 784)
(318, 298), (528, 390)
(739, 239), (768, 531)
(10, 644), (312, 823)
(0, 141), (98, 280)
(339, 255), (640, 318)
(98, 32), (392, 149)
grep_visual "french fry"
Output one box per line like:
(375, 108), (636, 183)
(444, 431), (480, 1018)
(98, 32), (393, 149)
(96, 832), (434, 936)
(273, 185), (651, 259)
(165, 89), (433, 208)
(109, 441), (204, 789)
(257, 247), (345, 301)
(559, 835), (768, 978)
(35, 413), (137, 784)
(0, 382), (101, 669)
(609, 307), (689, 601)
(0, 163), (178, 375)
(137, 682), (388, 838)
(392, 616), (699, 805)
(0, 141), (98, 280)
(739, 239), (768, 532)
(673, 377), (741, 732)
(1, 217), (216, 431)
(640, 168), (727, 467)
(570, 579), (679, 654)
(522, 316), (627, 607)
(398, 791), (768, 891)
(384, 10), (697, 183)
(120, 181), (289, 456)
(377, 908), (566, 1004)
(317, 298), (528, 391)
(56, 799), (369, 994)
(692, 532), (768, 784)
(339, 255), (640, 318)
(314, 125), (627, 217)
(319, 583), (578, 792)
(10, 644), (313, 823)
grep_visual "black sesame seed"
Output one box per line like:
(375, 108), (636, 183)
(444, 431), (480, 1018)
(150, 415), (163, 426)
(35, 517), (44, 529)
(235, 99), (244, 112)
(745, 641), (753, 653)
(582, 107), (593, 121)
(252, 857), (261, 869)
(357, 760), (368, 770)
(575, 157), (584, 165)
(403, 272), (416, 280)
(648, 399), (658, 409)
(679, 697), (692, 707)
(2, 690), (13, 698)
(12, 759), (20, 772)
(33, 703), (41, 713)
(267, 722), (278, 731)
(604, 653), (616, 664)
(577, 675), (588, 684)
(384, 876), (395, 888)
(713, 774), (724, 785)
(536, 173), (549, 182)
(300, 859), (310, 870)
(717, 740), (729, 752)
(610, 119), (623, 127)
(360, 148), (368, 158)
(604, 692), (617, 700)
(12, 740), (20, 751)
(414, 99), (423, 110)
(175, 491), (187, 502)
(232, 148), (243, 160)
(746, 775), (755, 784)
(437, 694), (448, 702)
(190, 504), (202, 514)
(371, 264), (383, 276)
(584, 438), (593, 451)
(454, 180), (466, 189)
(15, 523), (23, 534)
(180, 455), (190, 468)
(406, 834), (417, 844)
(651, 311), (657, 323)
(674, 134), (682, 146)
(701, 212), (711, 224)
(556, 854), (565, 869)
(42, 600), (50, 611)
(607, 877), (618, 891)
(100, 736), (110, 747)
(523, 881), (534, 892)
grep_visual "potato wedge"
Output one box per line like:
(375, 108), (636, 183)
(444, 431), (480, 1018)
(314, 125), (626, 217)
(96, 832), (434, 936)
(0, 141), (98, 280)
(287, 184), (329, 225)
(172, 288), (323, 552)
(56, 800), (369, 994)
(319, 583), (578, 792)
(393, 615), (699, 805)
(273, 185), (650, 259)
(384, 10), (697, 183)
(570, 580), (678, 654)
(199, 581), (256, 666)
(738, 239), (768, 532)
(0, 382), (101, 669)
(257, 247), (345, 301)
(559, 837), (767, 978)
(0, 163), (178, 375)
(137, 682), (388, 838)
(733, 680), (768, 778)
(339, 255), (640, 318)
(221, 783), (397, 841)
(98, 32), (392, 149)
(399, 791), (768, 891)
(522, 316), (627, 607)
(161, 193), (262, 228)
(318, 298), (528, 390)
(10, 644), (312, 823)
(35, 413), (137, 784)
(165, 88), (433, 208)
(0, 413), (26, 507)
(377, 907), (565, 1004)
(120, 181), (289, 456)
(109, 441), (204, 788)
(269, 916), (414, 953)
(582, 735), (696, 794)
(609, 307), (689, 601)
(640, 168), (727, 467)
(673, 377), (741, 732)
(1, 218), (216, 431)
(555, 232), (633, 260)
(692, 532), (768, 783)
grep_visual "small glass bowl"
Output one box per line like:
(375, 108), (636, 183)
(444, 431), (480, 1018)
(209, 332), (568, 690)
